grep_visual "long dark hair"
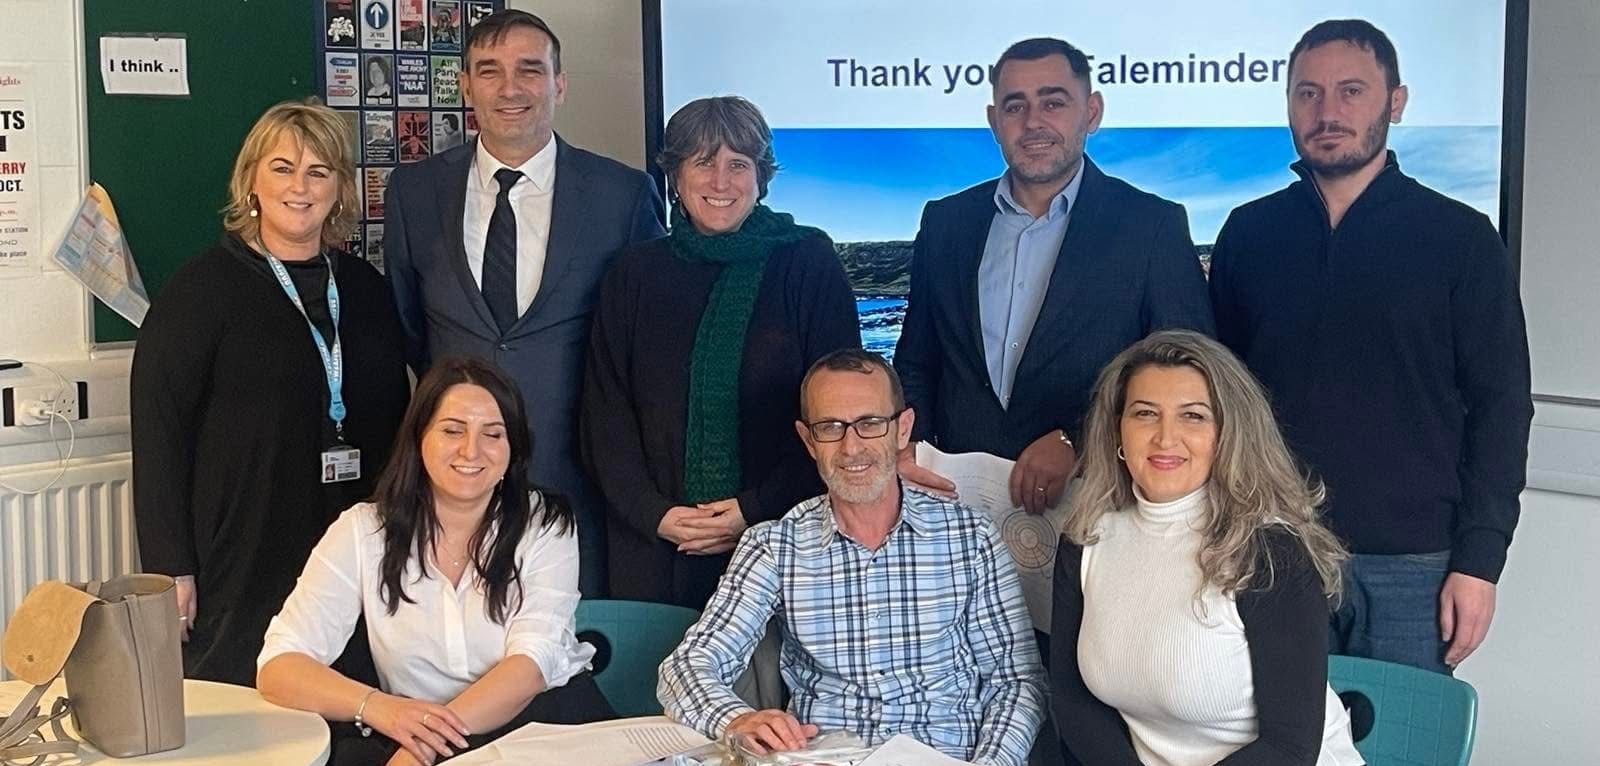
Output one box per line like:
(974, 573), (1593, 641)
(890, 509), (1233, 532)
(372, 356), (573, 624)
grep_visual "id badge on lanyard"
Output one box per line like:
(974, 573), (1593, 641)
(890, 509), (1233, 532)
(263, 246), (361, 484)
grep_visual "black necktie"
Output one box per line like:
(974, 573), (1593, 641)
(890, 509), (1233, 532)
(482, 168), (523, 334)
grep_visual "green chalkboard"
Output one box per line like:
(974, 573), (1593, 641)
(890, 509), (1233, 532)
(84, 1), (315, 343)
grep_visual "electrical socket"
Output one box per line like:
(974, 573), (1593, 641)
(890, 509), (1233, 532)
(1, 381), (87, 426)
(11, 386), (57, 427)
(52, 386), (81, 421)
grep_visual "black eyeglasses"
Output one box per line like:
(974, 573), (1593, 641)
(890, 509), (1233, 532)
(804, 410), (904, 443)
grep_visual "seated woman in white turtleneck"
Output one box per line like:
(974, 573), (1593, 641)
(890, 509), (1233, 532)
(1050, 330), (1363, 766)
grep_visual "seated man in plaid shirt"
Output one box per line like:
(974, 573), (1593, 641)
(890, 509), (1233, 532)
(659, 349), (1046, 766)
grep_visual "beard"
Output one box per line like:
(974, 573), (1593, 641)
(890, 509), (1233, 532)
(1004, 130), (1081, 187)
(820, 451), (897, 506)
(1295, 102), (1392, 178)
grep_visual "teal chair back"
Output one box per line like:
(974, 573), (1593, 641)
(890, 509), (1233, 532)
(1328, 655), (1478, 766)
(574, 599), (701, 717)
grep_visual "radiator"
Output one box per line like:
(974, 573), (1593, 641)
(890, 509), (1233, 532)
(0, 452), (138, 679)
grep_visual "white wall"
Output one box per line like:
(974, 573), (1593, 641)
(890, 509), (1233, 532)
(0, 0), (91, 362)
(1519, 0), (1600, 402)
(514, 0), (648, 168)
(0, 1), (132, 474)
(1454, 1), (1600, 760)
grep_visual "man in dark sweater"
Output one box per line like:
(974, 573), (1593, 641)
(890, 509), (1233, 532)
(1208, 19), (1532, 674)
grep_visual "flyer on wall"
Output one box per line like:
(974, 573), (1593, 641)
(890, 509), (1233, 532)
(324, 0), (359, 49)
(430, 56), (462, 107)
(360, 0), (395, 50)
(0, 66), (40, 272)
(362, 111), (396, 164)
(395, 54), (430, 107)
(52, 184), (150, 325)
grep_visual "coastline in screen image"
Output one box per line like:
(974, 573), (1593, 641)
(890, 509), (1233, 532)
(764, 125), (1500, 358)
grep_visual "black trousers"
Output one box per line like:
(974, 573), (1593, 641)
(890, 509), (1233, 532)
(327, 672), (616, 766)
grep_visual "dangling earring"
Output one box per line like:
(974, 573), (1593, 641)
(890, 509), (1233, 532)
(331, 201), (343, 219)
(1116, 446), (1126, 461)
(247, 192), (259, 218)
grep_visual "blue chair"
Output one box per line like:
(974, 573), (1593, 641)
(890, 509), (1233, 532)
(1328, 655), (1478, 766)
(574, 599), (701, 717)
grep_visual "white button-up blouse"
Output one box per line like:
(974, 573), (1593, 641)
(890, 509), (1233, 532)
(259, 499), (594, 702)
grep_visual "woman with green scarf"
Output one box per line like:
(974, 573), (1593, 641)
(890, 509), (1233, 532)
(581, 96), (860, 608)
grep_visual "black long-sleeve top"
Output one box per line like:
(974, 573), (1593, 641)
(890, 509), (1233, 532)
(130, 234), (410, 683)
(579, 232), (860, 608)
(1208, 154), (1533, 582)
(1051, 527), (1343, 765)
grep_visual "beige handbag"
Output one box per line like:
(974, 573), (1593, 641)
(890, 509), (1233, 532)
(0, 575), (185, 762)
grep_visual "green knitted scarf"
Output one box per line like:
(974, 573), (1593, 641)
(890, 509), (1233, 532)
(671, 202), (821, 504)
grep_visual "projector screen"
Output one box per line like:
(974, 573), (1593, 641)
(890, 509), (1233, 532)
(649, 0), (1524, 358)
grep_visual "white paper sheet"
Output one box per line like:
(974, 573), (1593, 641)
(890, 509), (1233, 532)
(444, 716), (712, 766)
(856, 734), (976, 765)
(99, 35), (190, 96)
(915, 442), (1070, 633)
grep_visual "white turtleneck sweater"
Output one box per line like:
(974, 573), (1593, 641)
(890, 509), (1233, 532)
(1062, 487), (1363, 766)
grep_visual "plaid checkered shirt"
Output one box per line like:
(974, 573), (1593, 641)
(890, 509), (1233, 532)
(658, 484), (1046, 766)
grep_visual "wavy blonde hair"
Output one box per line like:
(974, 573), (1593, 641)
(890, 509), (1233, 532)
(1065, 330), (1347, 600)
(222, 98), (359, 247)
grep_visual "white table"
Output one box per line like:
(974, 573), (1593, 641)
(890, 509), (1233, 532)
(0, 678), (328, 765)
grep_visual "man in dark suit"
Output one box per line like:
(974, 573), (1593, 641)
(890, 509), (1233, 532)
(384, 10), (665, 594)
(895, 37), (1213, 516)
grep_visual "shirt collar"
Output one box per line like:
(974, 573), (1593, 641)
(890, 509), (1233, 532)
(811, 481), (933, 550)
(473, 136), (557, 193)
(994, 159), (1084, 220)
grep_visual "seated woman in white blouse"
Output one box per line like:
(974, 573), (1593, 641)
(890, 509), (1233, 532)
(258, 356), (611, 766)
(1051, 330), (1363, 766)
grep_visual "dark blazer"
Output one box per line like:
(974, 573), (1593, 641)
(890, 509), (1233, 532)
(384, 135), (665, 587)
(894, 157), (1213, 459)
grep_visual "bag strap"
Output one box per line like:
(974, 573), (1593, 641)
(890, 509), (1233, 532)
(0, 693), (77, 765)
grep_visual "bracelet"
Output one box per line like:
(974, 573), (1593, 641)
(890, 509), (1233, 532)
(1058, 430), (1073, 450)
(353, 688), (379, 738)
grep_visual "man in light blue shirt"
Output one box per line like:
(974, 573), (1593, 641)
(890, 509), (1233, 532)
(897, 37), (1213, 519)
(980, 167), (1083, 409)
(658, 349), (1046, 766)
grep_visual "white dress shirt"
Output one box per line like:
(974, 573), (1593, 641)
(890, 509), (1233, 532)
(259, 500), (594, 703)
(463, 138), (557, 318)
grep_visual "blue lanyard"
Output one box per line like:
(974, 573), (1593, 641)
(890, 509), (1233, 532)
(261, 245), (347, 437)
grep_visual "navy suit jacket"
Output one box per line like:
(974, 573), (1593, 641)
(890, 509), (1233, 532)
(384, 135), (665, 506)
(894, 157), (1213, 459)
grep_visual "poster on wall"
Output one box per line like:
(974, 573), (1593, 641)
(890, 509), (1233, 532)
(0, 66), (40, 272)
(398, 111), (431, 162)
(395, 54), (430, 107)
(430, 56), (461, 107)
(397, 0), (428, 51)
(433, 112), (464, 152)
(429, 1), (463, 52)
(362, 53), (395, 106)
(324, 0), (359, 48)
(362, 111), (396, 163)
(325, 53), (360, 106)
(360, 0), (395, 50)
(319, 0), (503, 261)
